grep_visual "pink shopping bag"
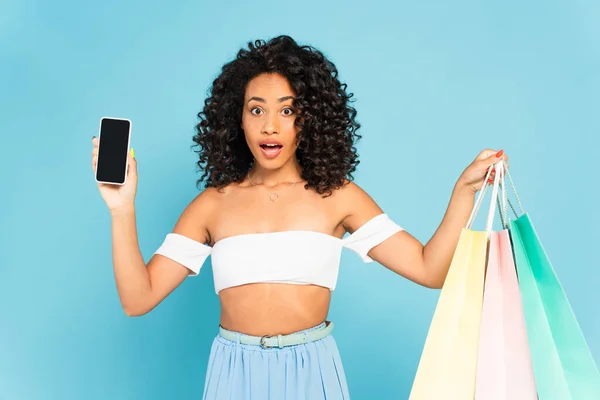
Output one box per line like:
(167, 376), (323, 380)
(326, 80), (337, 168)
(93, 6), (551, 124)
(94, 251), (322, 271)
(474, 162), (537, 399)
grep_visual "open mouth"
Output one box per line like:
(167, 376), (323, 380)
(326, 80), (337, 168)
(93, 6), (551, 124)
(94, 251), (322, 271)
(259, 141), (284, 158)
(260, 143), (283, 150)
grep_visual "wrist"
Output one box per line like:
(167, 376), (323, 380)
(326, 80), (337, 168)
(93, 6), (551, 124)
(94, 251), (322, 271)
(453, 178), (477, 197)
(110, 203), (135, 218)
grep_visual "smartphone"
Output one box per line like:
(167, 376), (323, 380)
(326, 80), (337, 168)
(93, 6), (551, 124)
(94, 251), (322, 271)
(95, 117), (132, 185)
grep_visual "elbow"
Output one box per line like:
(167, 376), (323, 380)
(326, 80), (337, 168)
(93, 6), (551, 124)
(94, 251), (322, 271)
(122, 300), (151, 317)
(429, 280), (445, 290)
(428, 270), (448, 289)
(421, 266), (446, 289)
(123, 307), (146, 317)
(421, 278), (444, 290)
(427, 271), (446, 288)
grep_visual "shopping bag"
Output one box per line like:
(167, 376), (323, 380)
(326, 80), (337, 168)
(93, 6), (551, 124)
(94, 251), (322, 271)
(474, 162), (537, 399)
(506, 170), (600, 399)
(409, 162), (503, 400)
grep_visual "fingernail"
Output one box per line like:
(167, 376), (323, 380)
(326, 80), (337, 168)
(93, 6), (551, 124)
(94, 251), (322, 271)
(496, 149), (504, 158)
(130, 148), (135, 158)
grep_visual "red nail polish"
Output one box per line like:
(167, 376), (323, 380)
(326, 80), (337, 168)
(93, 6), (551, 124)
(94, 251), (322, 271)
(496, 150), (504, 158)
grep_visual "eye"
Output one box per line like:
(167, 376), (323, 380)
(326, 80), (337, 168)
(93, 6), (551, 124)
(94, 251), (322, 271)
(250, 107), (263, 115)
(282, 107), (295, 116)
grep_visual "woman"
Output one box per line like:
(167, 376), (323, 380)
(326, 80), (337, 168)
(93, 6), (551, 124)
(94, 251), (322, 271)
(91, 35), (507, 399)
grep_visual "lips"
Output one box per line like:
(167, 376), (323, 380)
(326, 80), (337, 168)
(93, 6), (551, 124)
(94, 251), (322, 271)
(259, 139), (283, 159)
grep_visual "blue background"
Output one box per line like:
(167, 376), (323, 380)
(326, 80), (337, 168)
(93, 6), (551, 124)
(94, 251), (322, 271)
(1, 0), (599, 398)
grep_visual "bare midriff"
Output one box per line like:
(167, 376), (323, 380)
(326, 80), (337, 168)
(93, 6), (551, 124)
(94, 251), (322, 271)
(218, 283), (332, 336)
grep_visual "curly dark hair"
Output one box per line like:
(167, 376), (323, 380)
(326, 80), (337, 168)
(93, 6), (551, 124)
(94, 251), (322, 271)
(192, 35), (362, 196)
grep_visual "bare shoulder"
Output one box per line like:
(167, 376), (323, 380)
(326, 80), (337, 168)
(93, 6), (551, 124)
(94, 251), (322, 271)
(172, 186), (223, 244)
(333, 179), (379, 210)
(334, 179), (367, 200)
(332, 180), (384, 233)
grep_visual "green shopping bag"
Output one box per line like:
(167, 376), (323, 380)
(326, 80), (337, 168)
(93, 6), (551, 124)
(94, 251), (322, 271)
(505, 170), (600, 399)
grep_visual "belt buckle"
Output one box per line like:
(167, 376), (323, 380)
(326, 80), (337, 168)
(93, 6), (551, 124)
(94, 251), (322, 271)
(259, 334), (274, 349)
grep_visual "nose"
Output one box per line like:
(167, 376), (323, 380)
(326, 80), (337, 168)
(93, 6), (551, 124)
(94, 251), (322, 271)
(262, 113), (279, 135)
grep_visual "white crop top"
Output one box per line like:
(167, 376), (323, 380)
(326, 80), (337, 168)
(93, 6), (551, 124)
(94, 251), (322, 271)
(153, 213), (403, 294)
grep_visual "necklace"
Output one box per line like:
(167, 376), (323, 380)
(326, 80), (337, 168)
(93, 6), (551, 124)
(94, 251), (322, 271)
(247, 172), (301, 201)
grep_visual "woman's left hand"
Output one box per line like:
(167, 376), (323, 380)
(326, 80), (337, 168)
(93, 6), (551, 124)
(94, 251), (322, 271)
(457, 149), (509, 193)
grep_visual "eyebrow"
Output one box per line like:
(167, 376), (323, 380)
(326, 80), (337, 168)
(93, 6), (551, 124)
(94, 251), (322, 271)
(247, 96), (295, 104)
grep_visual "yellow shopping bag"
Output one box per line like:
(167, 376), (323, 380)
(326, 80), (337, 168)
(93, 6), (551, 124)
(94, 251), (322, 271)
(409, 163), (502, 400)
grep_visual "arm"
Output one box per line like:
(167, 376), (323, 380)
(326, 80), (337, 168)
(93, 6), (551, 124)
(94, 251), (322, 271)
(341, 149), (507, 289)
(112, 190), (215, 316)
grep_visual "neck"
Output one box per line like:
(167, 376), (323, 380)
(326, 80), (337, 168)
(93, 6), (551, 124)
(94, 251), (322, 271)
(248, 158), (303, 187)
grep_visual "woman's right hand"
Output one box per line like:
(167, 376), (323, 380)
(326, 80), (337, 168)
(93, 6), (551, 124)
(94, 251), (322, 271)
(92, 136), (138, 213)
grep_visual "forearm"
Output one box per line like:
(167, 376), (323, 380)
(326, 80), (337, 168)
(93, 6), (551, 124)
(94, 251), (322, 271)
(110, 205), (152, 315)
(422, 182), (476, 286)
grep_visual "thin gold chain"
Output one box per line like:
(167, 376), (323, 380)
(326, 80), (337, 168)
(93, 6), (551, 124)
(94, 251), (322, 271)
(247, 172), (301, 201)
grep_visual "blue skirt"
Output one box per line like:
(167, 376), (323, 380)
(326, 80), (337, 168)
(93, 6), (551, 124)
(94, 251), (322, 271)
(202, 322), (350, 399)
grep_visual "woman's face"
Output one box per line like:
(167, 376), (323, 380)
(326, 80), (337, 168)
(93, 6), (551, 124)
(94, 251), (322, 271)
(242, 73), (300, 170)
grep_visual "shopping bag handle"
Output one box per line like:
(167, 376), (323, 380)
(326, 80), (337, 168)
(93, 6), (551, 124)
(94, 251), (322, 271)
(466, 164), (492, 230)
(466, 160), (504, 234)
(497, 162), (525, 228)
(497, 161), (509, 229)
(504, 167), (525, 216)
(466, 164), (493, 229)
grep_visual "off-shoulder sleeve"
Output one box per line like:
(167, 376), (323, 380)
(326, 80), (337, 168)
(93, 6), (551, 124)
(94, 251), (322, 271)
(153, 233), (212, 276)
(341, 213), (403, 263)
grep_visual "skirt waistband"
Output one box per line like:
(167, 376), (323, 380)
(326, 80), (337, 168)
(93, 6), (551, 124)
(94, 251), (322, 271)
(218, 321), (334, 349)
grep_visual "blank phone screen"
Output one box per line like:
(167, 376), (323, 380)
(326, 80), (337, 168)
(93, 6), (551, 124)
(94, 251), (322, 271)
(96, 118), (131, 184)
